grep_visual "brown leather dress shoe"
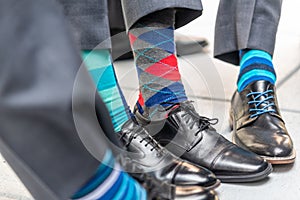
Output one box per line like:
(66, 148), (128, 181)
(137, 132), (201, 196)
(230, 80), (296, 164)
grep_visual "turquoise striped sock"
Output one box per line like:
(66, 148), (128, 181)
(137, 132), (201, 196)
(81, 50), (131, 132)
(237, 49), (277, 92)
(72, 150), (147, 200)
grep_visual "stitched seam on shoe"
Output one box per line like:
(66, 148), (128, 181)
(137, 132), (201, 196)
(209, 144), (235, 169)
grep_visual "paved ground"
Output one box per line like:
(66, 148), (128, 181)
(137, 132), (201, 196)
(1, 0), (300, 199)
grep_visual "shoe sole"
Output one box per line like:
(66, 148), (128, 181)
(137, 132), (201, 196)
(204, 179), (221, 190)
(216, 162), (273, 183)
(260, 150), (296, 164)
(229, 109), (296, 165)
(154, 190), (219, 200)
(147, 181), (219, 200)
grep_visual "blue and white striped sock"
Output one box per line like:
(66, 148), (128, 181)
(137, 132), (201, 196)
(237, 49), (277, 92)
(81, 50), (132, 132)
(72, 150), (147, 200)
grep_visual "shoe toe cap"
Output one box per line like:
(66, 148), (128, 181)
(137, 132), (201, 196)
(174, 161), (219, 188)
(266, 141), (294, 157)
(212, 145), (272, 180)
(238, 128), (294, 158)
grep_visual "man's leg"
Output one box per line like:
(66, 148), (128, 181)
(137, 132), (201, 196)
(0, 0), (146, 199)
(121, 0), (272, 183)
(121, 0), (202, 117)
(214, 0), (295, 164)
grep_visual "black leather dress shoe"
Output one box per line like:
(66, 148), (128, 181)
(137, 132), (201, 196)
(134, 101), (272, 183)
(230, 80), (296, 164)
(117, 119), (220, 199)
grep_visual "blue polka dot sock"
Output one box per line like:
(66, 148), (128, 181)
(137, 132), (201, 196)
(238, 49), (277, 92)
(81, 50), (132, 132)
(72, 150), (147, 200)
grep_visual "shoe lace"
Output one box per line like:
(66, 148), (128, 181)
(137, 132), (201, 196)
(164, 101), (218, 136)
(246, 90), (276, 118)
(120, 124), (161, 152)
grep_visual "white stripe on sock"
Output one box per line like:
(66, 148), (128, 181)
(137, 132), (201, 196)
(75, 163), (122, 200)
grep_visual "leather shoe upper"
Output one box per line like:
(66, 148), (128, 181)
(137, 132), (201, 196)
(231, 80), (294, 159)
(117, 119), (219, 199)
(134, 101), (272, 182)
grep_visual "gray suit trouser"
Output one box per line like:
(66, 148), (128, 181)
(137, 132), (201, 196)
(61, 0), (282, 65)
(0, 0), (120, 199)
(60, 0), (203, 49)
(214, 0), (282, 65)
(0, 0), (282, 199)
